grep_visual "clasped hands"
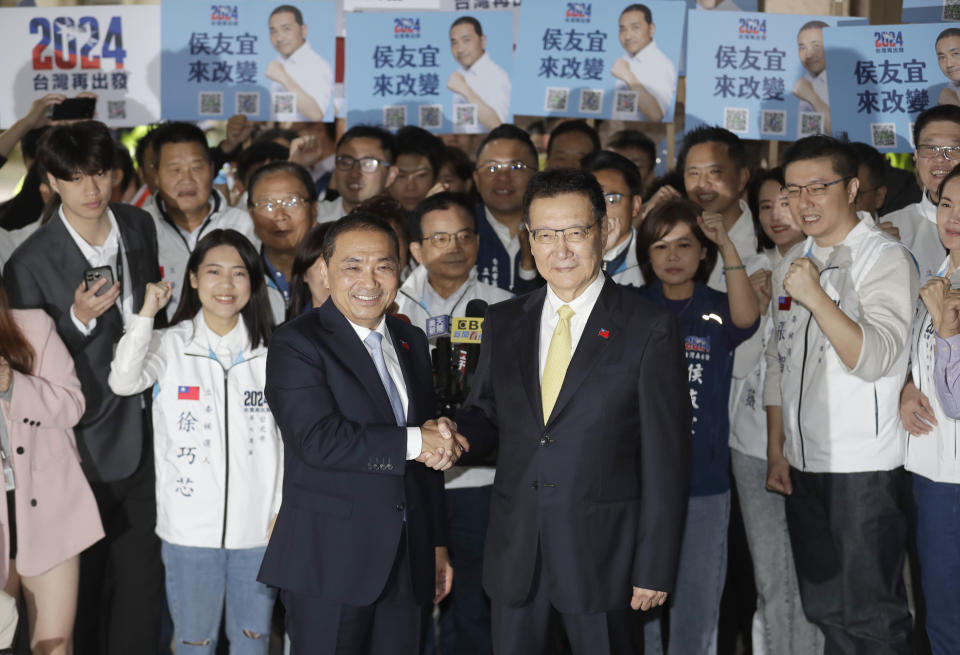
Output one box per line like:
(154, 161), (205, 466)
(418, 417), (469, 471)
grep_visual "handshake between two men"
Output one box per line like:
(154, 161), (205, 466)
(418, 416), (469, 471)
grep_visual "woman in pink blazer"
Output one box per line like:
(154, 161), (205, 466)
(0, 283), (103, 654)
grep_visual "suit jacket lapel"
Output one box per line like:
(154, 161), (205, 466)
(46, 213), (92, 278)
(545, 279), (620, 428)
(387, 320), (416, 425)
(113, 205), (147, 311)
(519, 287), (547, 426)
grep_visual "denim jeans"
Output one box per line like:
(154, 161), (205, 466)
(644, 491), (730, 655)
(731, 451), (823, 655)
(912, 473), (960, 655)
(161, 541), (277, 655)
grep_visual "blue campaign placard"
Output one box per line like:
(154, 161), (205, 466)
(902, 0), (960, 23)
(345, 11), (514, 133)
(671, 0), (760, 76)
(686, 12), (852, 141)
(826, 23), (955, 151)
(161, 0), (336, 122)
(511, 1), (685, 122)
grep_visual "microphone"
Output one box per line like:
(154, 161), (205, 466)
(426, 314), (451, 344)
(452, 300), (488, 400)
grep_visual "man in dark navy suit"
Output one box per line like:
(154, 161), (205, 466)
(259, 212), (467, 654)
(458, 168), (691, 654)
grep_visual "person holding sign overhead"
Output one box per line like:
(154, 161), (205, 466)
(611, 4), (677, 122)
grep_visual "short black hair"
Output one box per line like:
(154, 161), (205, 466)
(409, 192), (475, 242)
(322, 212), (401, 263)
(237, 142), (290, 190)
(113, 142), (136, 192)
(607, 129), (657, 166)
(289, 222), (333, 318)
(21, 127), (50, 164)
(644, 171), (684, 203)
(582, 150), (643, 196)
(620, 4), (652, 24)
(475, 124), (538, 167)
(394, 126), (445, 177)
(522, 168), (606, 227)
(798, 20), (829, 36)
(849, 142), (887, 190)
(450, 16), (483, 37)
(246, 161), (317, 206)
(37, 121), (115, 180)
(782, 135), (858, 180)
(637, 198), (716, 284)
(937, 162), (960, 202)
(677, 125), (747, 172)
(134, 127), (158, 172)
(170, 229), (274, 349)
(747, 167), (783, 252)
(547, 120), (601, 158)
(442, 145), (474, 182)
(150, 121), (212, 168)
(337, 125), (396, 164)
(913, 104), (960, 147)
(270, 4), (303, 25)
(937, 27), (960, 45)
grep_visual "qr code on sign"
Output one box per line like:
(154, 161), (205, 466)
(871, 123), (897, 148)
(419, 105), (442, 130)
(943, 0), (960, 21)
(455, 104), (477, 129)
(107, 100), (126, 120)
(383, 105), (407, 130)
(198, 92), (223, 116)
(614, 90), (638, 115)
(799, 112), (824, 136)
(545, 87), (569, 112)
(236, 92), (259, 116)
(272, 92), (296, 118)
(724, 108), (749, 134)
(761, 110), (786, 136)
(579, 89), (603, 114)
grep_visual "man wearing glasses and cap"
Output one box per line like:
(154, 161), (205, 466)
(317, 126), (399, 224)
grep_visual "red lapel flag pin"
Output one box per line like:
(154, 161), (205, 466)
(778, 296), (792, 311)
(400, 340), (410, 350)
(598, 329), (609, 339)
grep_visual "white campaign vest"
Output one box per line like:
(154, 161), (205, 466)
(905, 257), (960, 483)
(394, 265), (513, 336)
(772, 222), (912, 473)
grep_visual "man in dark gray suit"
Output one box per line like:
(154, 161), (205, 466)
(4, 121), (164, 654)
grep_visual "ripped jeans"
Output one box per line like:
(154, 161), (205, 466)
(161, 540), (277, 655)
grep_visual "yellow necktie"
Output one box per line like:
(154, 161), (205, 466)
(541, 305), (575, 423)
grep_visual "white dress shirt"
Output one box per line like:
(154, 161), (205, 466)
(538, 272), (605, 380)
(452, 51), (511, 134)
(270, 41), (333, 121)
(347, 316), (423, 459)
(316, 196), (346, 224)
(798, 69), (829, 115)
(617, 40), (677, 120)
(707, 200), (758, 292)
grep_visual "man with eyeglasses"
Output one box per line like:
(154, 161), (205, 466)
(882, 105), (960, 281)
(456, 167), (690, 655)
(471, 125), (540, 293)
(317, 126), (399, 223)
(764, 136), (917, 654)
(583, 151), (645, 287)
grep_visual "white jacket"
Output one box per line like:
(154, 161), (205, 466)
(394, 265), (513, 335)
(882, 194), (945, 283)
(144, 189), (259, 318)
(763, 221), (918, 473)
(905, 257), (960, 483)
(108, 314), (282, 549)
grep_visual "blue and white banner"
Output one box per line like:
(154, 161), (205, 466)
(686, 12), (851, 141)
(511, 1), (685, 122)
(826, 23), (953, 151)
(161, 0), (336, 122)
(0, 5), (160, 128)
(345, 11), (514, 133)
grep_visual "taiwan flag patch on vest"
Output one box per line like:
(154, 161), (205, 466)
(178, 386), (200, 400)
(778, 296), (792, 310)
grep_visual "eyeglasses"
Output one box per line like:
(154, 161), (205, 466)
(916, 144), (960, 161)
(604, 192), (624, 205)
(782, 177), (850, 199)
(529, 221), (598, 245)
(252, 195), (309, 215)
(423, 229), (477, 247)
(335, 155), (391, 173)
(476, 160), (533, 176)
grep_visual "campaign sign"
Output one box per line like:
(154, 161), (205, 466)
(0, 5), (160, 128)
(686, 12), (850, 141)
(512, 1), (685, 122)
(672, 0), (760, 76)
(345, 11), (514, 133)
(826, 23), (953, 151)
(162, 0), (336, 122)
(902, 0), (960, 23)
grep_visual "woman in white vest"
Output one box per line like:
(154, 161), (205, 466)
(899, 166), (960, 655)
(109, 229), (281, 654)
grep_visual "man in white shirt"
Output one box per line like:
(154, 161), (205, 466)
(266, 4), (333, 122)
(611, 4), (677, 122)
(882, 105), (960, 281)
(316, 126), (399, 224)
(794, 21), (831, 134)
(936, 27), (960, 107)
(447, 16), (511, 134)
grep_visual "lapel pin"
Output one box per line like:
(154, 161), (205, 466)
(400, 340), (410, 350)
(598, 329), (609, 339)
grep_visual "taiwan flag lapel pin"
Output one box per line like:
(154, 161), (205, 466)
(399, 339), (410, 350)
(598, 328), (610, 339)
(778, 296), (792, 311)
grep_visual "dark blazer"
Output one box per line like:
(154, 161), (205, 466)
(258, 300), (445, 606)
(3, 203), (161, 483)
(457, 278), (691, 614)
